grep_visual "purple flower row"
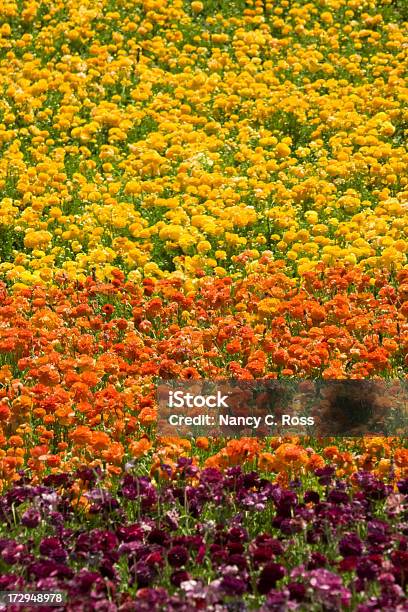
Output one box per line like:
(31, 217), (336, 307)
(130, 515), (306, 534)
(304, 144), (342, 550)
(0, 465), (407, 610)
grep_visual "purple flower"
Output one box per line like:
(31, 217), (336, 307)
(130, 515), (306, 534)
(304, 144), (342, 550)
(220, 574), (247, 596)
(257, 562), (286, 594)
(1, 540), (27, 565)
(39, 537), (67, 562)
(339, 533), (363, 557)
(307, 568), (351, 608)
(21, 508), (41, 528)
(167, 546), (189, 568)
(69, 569), (103, 594)
(357, 557), (381, 581)
(315, 466), (335, 485)
(199, 468), (223, 486)
(75, 529), (118, 556)
(120, 475), (157, 509)
(327, 488), (350, 505)
(165, 510), (179, 531)
(353, 471), (389, 500)
(260, 588), (295, 611)
(29, 560), (73, 580)
(279, 518), (304, 535)
(131, 562), (157, 588)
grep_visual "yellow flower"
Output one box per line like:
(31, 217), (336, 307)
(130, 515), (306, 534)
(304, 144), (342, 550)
(275, 143), (291, 158)
(191, 1), (204, 14)
(197, 240), (212, 254)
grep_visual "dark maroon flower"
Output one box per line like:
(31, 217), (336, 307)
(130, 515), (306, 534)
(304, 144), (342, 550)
(29, 560), (73, 580)
(227, 541), (245, 554)
(354, 471), (389, 500)
(117, 524), (143, 542)
(170, 570), (190, 587)
(0, 574), (25, 590)
(339, 533), (363, 557)
(75, 529), (118, 556)
(257, 562), (286, 595)
(147, 528), (170, 547)
(134, 587), (168, 607)
(228, 554), (248, 571)
(227, 526), (248, 542)
(338, 556), (358, 572)
(196, 544), (206, 564)
(171, 535), (203, 550)
(39, 537), (67, 562)
(390, 550), (408, 587)
(210, 544), (228, 566)
(49, 512), (64, 527)
(274, 490), (298, 518)
(304, 490), (320, 504)
(145, 551), (163, 568)
(250, 534), (284, 567)
(165, 510), (179, 531)
(279, 518), (303, 535)
(306, 552), (328, 570)
(397, 479), (408, 495)
(99, 558), (117, 581)
(167, 545), (189, 568)
(43, 473), (73, 488)
(253, 535), (284, 555)
(199, 468), (223, 486)
(287, 581), (306, 602)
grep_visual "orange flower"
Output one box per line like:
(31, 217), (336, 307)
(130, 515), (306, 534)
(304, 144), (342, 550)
(102, 442), (124, 464)
(306, 453), (325, 471)
(46, 455), (61, 468)
(0, 404), (11, 422)
(196, 437), (209, 450)
(138, 407), (157, 424)
(129, 437), (152, 457)
(258, 452), (276, 472)
(8, 435), (24, 447)
(274, 443), (308, 469)
(69, 426), (93, 446)
(394, 448), (408, 468)
(91, 431), (111, 451)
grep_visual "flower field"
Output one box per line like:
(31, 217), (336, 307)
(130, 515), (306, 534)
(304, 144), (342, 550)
(0, 0), (408, 609)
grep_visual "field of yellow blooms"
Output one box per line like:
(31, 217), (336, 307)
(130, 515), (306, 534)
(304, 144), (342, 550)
(0, 0), (407, 609)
